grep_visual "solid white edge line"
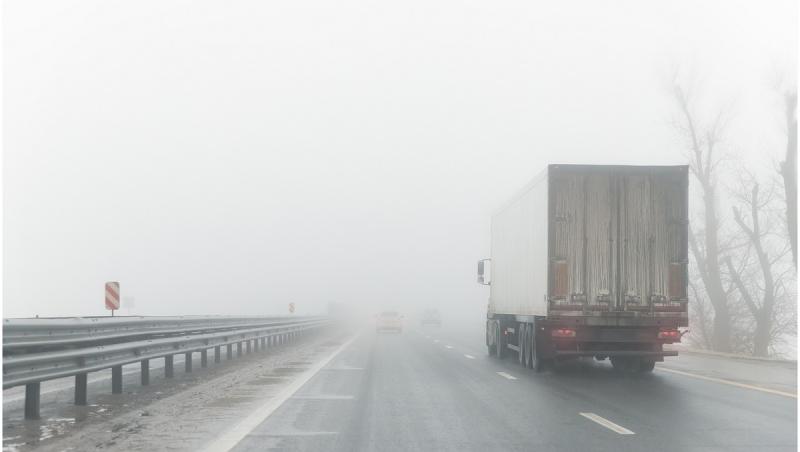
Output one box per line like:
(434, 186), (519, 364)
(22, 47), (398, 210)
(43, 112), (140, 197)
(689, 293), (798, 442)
(203, 333), (361, 452)
(496, 372), (517, 380)
(657, 367), (797, 399)
(579, 412), (635, 435)
(463, 354), (475, 359)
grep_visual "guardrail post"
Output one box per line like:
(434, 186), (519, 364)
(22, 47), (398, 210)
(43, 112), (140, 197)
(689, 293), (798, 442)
(185, 352), (193, 373)
(75, 373), (88, 405)
(237, 342), (243, 357)
(253, 339), (259, 352)
(215, 346), (221, 363)
(201, 350), (208, 368)
(111, 365), (123, 394)
(25, 383), (40, 420)
(227, 344), (233, 360)
(141, 360), (150, 386)
(260, 337), (266, 349)
(246, 340), (252, 354)
(165, 355), (174, 378)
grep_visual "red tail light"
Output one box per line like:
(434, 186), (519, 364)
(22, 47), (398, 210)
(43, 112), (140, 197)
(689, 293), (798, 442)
(551, 328), (576, 338)
(658, 328), (680, 340)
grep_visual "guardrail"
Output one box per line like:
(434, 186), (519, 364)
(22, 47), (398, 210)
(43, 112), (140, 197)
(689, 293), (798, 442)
(3, 316), (330, 420)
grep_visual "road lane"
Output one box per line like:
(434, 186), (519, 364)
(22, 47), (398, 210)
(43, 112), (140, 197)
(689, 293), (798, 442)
(425, 325), (797, 450)
(230, 326), (796, 452)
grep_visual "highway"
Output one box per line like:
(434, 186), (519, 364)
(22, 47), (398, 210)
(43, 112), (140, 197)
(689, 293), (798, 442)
(225, 325), (796, 452)
(3, 323), (796, 452)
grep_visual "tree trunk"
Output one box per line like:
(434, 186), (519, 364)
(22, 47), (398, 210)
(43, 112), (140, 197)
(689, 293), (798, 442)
(753, 315), (771, 357)
(781, 92), (797, 266)
(702, 187), (732, 352)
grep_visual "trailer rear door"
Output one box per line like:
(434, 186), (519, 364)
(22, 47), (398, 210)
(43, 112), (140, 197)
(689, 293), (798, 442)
(549, 166), (688, 312)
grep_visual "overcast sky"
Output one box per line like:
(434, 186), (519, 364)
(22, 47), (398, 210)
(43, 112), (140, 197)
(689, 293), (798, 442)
(3, 0), (796, 318)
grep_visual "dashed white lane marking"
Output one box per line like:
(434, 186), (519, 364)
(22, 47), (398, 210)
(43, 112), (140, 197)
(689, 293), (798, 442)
(496, 372), (517, 380)
(445, 345), (454, 349)
(203, 334), (360, 452)
(658, 367), (797, 399)
(291, 395), (354, 400)
(579, 412), (635, 435)
(246, 431), (338, 437)
(464, 354), (475, 359)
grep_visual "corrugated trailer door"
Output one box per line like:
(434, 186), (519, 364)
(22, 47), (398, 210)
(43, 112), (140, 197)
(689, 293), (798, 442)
(551, 171), (617, 308)
(584, 173), (616, 309)
(618, 171), (686, 310)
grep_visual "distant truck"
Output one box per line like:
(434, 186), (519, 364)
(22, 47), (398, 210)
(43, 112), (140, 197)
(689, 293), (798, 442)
(478, 165), (688, 372)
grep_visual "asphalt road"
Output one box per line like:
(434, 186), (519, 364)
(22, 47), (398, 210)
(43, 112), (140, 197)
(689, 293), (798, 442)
(228, 325), (797, 452)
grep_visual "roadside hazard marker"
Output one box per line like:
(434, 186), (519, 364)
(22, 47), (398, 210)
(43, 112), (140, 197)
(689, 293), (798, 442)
(289, 302), (295, 314)
(105, 281), (120, 315)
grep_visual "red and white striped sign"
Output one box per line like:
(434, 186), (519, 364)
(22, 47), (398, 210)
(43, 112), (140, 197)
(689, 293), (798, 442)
(105, 281), (120, 310)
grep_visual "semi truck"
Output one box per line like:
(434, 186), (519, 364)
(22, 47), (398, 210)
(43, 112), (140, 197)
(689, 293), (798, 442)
(477, 164), (689, 372)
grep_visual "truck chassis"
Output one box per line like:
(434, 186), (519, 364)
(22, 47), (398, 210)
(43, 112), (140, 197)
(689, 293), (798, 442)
(486, 314), (681, 372)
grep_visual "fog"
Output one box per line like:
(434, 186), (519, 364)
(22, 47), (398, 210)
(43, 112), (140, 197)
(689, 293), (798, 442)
(3, 0), (796, 322)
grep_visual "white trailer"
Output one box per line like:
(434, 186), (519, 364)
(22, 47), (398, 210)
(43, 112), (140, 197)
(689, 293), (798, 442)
(478, 164), (689, 372)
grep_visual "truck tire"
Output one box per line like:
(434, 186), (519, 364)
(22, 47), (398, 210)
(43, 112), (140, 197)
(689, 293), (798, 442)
(487, 321), (497, 356)
(611, 357), (637, 372)
(638, 358), (656, 373)
(496, 322), (506, 359)
(523, 324), (533, 369)
(529, 324), (545, 372)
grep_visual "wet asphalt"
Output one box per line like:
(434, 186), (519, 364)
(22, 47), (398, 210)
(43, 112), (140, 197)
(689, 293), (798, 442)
(229, 326), (797, 452)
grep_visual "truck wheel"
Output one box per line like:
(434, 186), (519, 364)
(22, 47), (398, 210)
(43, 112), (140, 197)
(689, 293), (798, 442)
(530, 324), (545, 372)
(487, 321), (497, 356)
(611, 357), (636, 372)
(638, 358), (656, 373)
(521, 324), (529, 367)
(496, 323), (506, 359)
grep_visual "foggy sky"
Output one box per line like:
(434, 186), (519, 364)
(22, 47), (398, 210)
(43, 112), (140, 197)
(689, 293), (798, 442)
(3, 0), (796, 318)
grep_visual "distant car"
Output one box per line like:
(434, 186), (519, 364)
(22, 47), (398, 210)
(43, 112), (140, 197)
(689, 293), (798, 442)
(376, 311), (403, 333)
(420, 309), (442, 326)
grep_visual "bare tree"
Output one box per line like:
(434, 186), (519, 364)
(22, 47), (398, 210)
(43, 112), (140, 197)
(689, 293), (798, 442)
(779, 91), (797, 265)
(687, 279), (714, 350)
(670, 77), (733, 352)
(724, 176), (795, 356)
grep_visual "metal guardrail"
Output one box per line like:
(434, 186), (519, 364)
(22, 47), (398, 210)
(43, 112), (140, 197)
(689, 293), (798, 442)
(3, 316), (322, 350)
(2, 316), (330, 420)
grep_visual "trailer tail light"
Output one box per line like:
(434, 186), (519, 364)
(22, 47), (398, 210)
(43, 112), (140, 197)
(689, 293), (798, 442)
(551, 328), (576, 338)
(658, 328), (680, 340)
